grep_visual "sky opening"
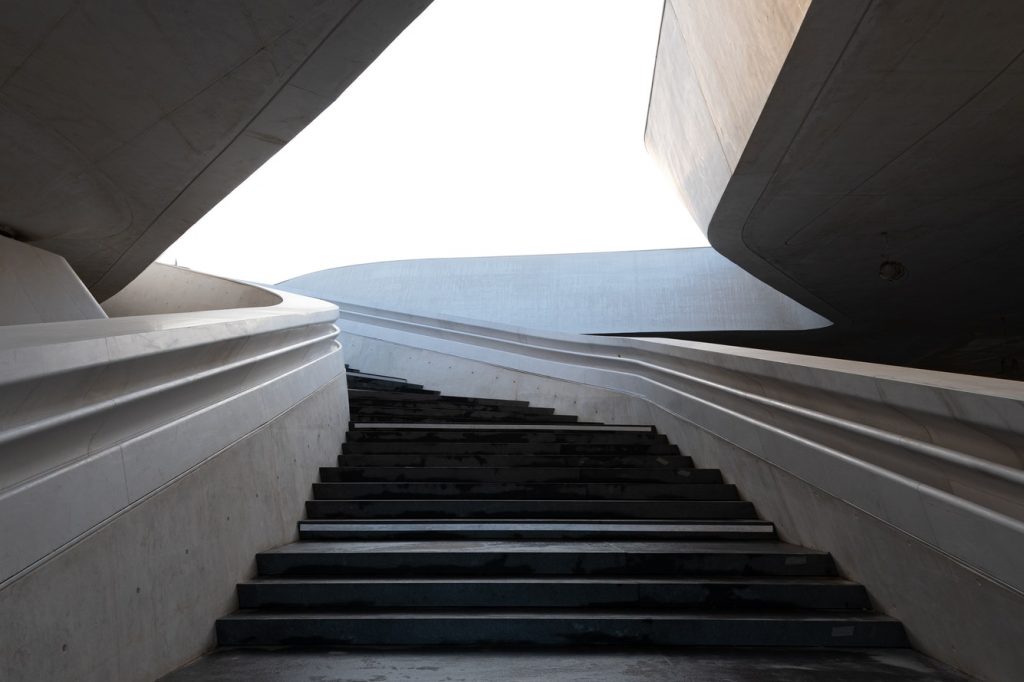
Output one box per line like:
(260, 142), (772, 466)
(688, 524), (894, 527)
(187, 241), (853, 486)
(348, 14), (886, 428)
(158, 0), (707, 284)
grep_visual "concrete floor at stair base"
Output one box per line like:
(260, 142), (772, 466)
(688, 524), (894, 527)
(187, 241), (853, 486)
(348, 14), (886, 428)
(160, 647), (970, 681)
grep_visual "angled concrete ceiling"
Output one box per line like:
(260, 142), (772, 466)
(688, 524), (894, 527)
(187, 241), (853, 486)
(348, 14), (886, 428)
(648, 0), (1024, 376)
(0, 0), (432, 300)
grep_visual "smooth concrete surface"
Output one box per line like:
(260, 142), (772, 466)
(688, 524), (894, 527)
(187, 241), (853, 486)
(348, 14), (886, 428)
(0, 267), (343, 584)
(160, 647), (970, 681)
(335, 304), (1023, 680)
(0, 376), (349, 682)
(647, 1), (1024, 376)
(103, 263), (279, 316)
(0, 0), (432, 299)
(278, 248), (828, 334)
(645, 0), (808, 228)
(0, 235), (106, 325)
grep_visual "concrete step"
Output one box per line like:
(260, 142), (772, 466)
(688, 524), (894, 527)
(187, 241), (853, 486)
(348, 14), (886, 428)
(352, 415), (584, 424)
(237, 576), (869, 611)
(297, 520), (776, 541)
(337, 454), (694, 468)
(320, 466), (721, 483)
(216, 610), (907, 648)
(346, 428), (661, 443)
(305, 499), (755, 520)
(346, 375), (421, 389)
(346, 370), (407, 382)
(341, 441), (680, 455)
(346, 376), (439, 394)
(348, 389), (530, 408)
(350, 402), (555, 415)
(255, 541), (835, 578)
(310, 482), (740, 501)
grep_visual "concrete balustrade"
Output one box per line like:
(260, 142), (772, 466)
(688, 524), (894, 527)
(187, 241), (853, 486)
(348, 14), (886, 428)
(0, 265), (349, 681)
(0, 265), (346, 584)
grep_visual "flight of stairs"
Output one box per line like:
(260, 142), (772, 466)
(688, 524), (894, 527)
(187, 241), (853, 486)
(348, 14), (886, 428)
(216, 368), (907, 648)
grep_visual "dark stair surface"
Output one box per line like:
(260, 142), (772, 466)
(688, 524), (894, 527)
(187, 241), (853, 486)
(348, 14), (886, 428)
(217, 369), (908, 649)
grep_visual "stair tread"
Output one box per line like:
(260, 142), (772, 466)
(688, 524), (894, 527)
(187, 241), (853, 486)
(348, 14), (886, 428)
(262, 540), (825, 555)
(241, 576), (857, 585)
(351, 424), (651, 432)
(221, 609), (896, 621)
(298, 520), (773, 528)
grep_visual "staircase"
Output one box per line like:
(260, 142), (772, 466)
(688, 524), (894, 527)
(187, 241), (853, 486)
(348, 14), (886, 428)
(216, 368), (907, 648)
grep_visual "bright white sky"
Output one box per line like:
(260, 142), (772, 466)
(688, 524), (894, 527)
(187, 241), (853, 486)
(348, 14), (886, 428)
(158, 0), (706, 284)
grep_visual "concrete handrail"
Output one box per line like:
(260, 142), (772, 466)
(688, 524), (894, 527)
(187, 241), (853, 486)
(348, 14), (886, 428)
(0, 274), (344, 585)
(334, 301), (1024, 594)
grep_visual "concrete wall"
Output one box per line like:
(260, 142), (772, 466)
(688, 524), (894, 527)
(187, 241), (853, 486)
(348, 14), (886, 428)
(0, 235), (106, 325)
(103, 263), (280, 316)
(337, 309), (1024, 682)
(0, 376), (348, 682)
(0, 263), (349, 680)
(279, 248), (828, 334)
(645, 0), (808, 229)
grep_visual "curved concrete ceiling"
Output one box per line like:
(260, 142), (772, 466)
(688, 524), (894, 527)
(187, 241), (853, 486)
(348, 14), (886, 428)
(0, 0), (432, 300)
(647, 0), (1024, 376)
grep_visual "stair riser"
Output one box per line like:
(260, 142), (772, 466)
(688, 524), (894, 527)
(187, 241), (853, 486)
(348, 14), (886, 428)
(297, 528), (775, 541)
(346, 432), (664, 444)
(311, 482), (739, 501)
(351, 403), (555, 415)
(342, 444), (680, 457)
(305, 500), (755, 520)
(217, 617), (906, 648)
(237, 582), (869, 610)
(256, 552), (832, 577)
(337, 455), (694, 468)
(349, 391), (530, 407)
(350, 412), (564, 422)
(320, 467), (721, 484)
(342, 443), (679, 457)
(347, 378), (427, 390)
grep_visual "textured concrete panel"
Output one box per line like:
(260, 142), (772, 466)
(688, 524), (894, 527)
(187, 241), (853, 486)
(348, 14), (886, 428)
(0, 377), (348, 682)
(668, 0), (810, 169)
(645, 3), (733, 229)
(0, 235), (105, 325)
(278, 248), (829, 334)
(646, 0), (807, 228)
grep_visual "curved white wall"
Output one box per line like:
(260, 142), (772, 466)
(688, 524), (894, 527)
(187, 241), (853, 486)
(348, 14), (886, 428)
(278, 247), (829, 334)
(0, 263), (348, 681)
